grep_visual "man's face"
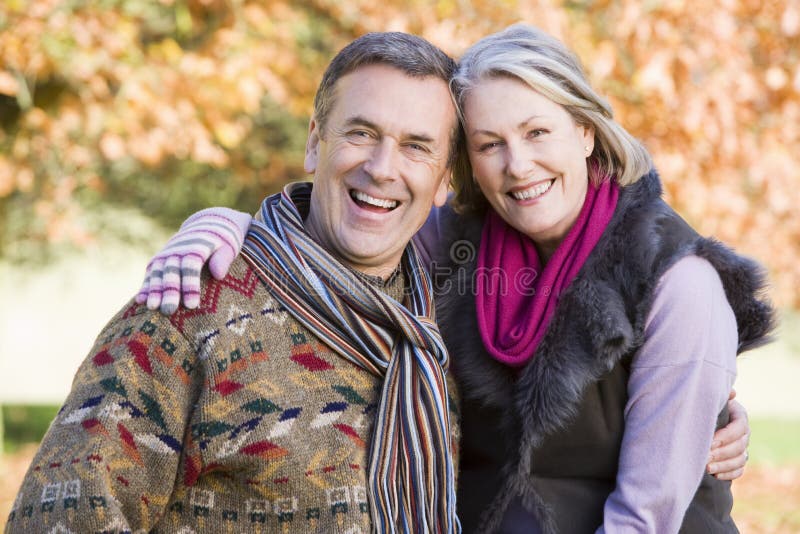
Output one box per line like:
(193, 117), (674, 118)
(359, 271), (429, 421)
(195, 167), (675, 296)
(304, 63), (455, 278)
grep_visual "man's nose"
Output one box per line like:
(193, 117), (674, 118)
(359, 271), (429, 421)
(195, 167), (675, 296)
(363, 140), (399, 183)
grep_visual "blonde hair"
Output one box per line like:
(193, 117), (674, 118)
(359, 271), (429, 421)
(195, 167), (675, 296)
(449, 24), (652, 214)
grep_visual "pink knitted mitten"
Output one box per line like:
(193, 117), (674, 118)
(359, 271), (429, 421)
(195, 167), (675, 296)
(135, 207), (252, 314)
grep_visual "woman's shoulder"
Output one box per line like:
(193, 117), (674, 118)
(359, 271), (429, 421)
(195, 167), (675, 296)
(637, 255), (738, 371)
(657, 255), (721, 291)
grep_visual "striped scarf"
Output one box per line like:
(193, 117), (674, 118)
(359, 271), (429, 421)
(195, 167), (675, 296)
(241, 182), (459, 533)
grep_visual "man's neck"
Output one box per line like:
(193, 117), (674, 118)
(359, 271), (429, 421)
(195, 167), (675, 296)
(347, 263), (403, 287)
(303, 209), (404, 283)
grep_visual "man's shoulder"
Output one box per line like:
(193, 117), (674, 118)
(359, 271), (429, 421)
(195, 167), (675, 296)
(98, 254), (266, 342)
(163, 255), (284, 340)
(201, 254), (263, 301)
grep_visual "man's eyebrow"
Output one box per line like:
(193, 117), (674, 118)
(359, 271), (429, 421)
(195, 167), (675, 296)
(406, 132), (436, 145)
(344, 116), (436, 145)
(343, 116), (379, 130)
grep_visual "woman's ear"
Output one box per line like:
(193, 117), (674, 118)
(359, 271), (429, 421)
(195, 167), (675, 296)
(582, 124), (595, 158)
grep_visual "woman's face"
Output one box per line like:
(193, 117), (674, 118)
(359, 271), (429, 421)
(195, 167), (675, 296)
(463, 76), (594, 258)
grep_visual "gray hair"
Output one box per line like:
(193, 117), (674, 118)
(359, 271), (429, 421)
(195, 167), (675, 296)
(314, 32), (460, 166)
(449, 24), (653, 213)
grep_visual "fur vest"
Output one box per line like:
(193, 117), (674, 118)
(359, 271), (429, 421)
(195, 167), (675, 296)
(432, 170), (774, 533)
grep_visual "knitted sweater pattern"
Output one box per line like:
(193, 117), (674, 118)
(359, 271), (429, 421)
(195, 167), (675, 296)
(7, 257), (460, 533)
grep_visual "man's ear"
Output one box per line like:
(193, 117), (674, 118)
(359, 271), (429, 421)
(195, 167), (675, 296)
(433, 171), (451, 208)
(304, 117), (320, 174)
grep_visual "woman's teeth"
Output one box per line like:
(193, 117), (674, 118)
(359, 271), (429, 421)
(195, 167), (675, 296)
(510, 179), (554, 200)
(351, 190), (398, 209)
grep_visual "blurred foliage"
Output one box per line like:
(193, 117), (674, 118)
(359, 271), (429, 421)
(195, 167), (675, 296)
(0, 404), (59, 453)
(1, 0), (799, 305)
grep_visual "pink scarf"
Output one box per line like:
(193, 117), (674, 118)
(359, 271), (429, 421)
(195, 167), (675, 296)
(476, 179), (619, 368)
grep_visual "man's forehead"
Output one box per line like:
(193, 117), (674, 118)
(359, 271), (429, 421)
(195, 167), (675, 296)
(330, 65), (455, 137)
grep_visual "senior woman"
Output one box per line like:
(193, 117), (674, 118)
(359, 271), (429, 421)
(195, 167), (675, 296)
(424, 25), (773, 532)
(137, 25), (770, 532)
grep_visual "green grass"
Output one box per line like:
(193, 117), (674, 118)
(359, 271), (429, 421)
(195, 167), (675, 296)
(1, 403), (798, 467)
(1, 404), (60, 453)
(748, 417), (800, 466)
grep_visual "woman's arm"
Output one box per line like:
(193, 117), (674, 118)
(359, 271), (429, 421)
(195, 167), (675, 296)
(599, 255), (739, 532)
(412, 200), (453, 272)
(137, 205), (447, 313)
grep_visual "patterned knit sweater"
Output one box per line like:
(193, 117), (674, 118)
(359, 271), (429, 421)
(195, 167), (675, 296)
(6, 256), (460, 533)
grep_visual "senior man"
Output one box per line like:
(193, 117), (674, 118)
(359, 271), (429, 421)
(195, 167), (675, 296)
(7, 32), (460, 533)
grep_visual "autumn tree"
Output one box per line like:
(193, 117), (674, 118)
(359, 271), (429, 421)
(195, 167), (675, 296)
(1, 0), (798, 305)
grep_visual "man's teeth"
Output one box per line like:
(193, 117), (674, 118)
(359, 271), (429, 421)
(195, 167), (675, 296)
(352, 190), (398, 209)
(510, 180), (553, 200)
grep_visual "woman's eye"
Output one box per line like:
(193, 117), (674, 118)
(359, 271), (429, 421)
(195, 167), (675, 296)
(528, 129), (547, 138)
(478, 141), (501, 152)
